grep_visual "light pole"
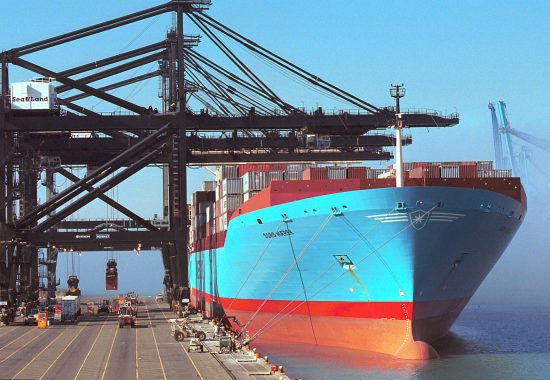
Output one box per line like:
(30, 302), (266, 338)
(390, 84), (405, 188)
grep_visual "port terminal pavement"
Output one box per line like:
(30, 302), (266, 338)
(0, 297), (290, 380)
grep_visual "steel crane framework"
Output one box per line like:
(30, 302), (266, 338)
(489, 101), (550, 183)
(0, 1), (458, 308)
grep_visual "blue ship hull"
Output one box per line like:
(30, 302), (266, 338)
(189, 186), (526, 358)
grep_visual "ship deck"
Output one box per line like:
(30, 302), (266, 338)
(0, 298), (283, 380)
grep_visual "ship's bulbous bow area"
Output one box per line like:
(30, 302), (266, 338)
(395, 339), (439, 360)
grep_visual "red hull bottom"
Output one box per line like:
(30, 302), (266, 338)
(227, 309), (441, 360)
(191, 290), (469, 359)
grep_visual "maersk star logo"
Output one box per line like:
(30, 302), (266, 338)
(365, 211), (465, 228)
(409, 209), (430, 230)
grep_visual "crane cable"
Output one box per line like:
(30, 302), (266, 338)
(216, 220), (285, 322)
(341, 215), (404, 292)
(90, 15), (162, 109)
(284, 220), (317, 344)
(239, 213), (333, 334)
(249, 239), (360, 343)
(247, 204), (398, 341)
(247, 204), (439, 343)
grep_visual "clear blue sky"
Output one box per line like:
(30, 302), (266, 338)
(1, 1), (549, 298)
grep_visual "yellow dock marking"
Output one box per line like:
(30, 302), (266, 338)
(136, 317), (139, 380)
(180, 341), (205, 380)
(0, 329), (47, 365)
(73, 323), (105, 380)
(100, 321), (119, 380)
(0, 328), (34, 351)
(155, 300), (205, 380)
(145, 304), (167, 380)
(39, 326), (85, 380)
(11, 328), (67, 379)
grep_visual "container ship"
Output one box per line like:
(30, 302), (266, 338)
(188, 162), (526, 359)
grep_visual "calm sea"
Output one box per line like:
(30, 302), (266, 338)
(254, 304), (550, 380)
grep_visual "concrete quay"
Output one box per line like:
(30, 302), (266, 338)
(0, 298), (290, 380)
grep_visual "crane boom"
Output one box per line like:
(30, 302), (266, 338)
(507, 128), (550, 153)
(497, 101), (518, 175)
(488, 102), (506, 168)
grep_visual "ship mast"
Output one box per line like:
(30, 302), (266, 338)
(390, 84), (405, 188)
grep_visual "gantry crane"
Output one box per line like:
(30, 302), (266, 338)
(0, 1), (459, 310)
(489, 100), (550, 183)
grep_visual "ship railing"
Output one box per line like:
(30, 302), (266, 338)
(383, 106), (459, 119)
(62, 107), (458, 120)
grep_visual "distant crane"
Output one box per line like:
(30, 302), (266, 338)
(488, 101), (550, 185)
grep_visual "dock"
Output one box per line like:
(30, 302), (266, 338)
(0, 298), (288, 380)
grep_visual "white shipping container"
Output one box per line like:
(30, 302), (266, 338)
(476, 161), (493, 171)
(222, 178), (243, 196)
(284, 171), (302, 181)
(221, 213), (228, 231)
(243, 190), (261, 202)
(209, 218), (216, 235)
(61, 296), (80, 321)
(242, 172), (269, 192)
(478, 169), (512, 178)
(371, 169), (387, 179)
(402, 162), (415, 171)
(328, 167), (347, 179)
(221, 194), (243, 213)
(215, 215), (222, 233)
(364, 168), (377, 179)
(440, 165), (460, 178)
(10, 81), (57, 110)
(288, 163), (307, 172)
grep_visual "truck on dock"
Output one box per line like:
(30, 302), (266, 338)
(118, 304), (136, 328)
(61, 295), (80, 322)
(24, 308), (39, 325)
(111, 298), (120, 314)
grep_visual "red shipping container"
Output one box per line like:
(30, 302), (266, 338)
(409, 166), (440, 179)
(459, 164), (478, 178)
(411, 162), (432, 168)
(270, 179), (361, 206)
(238, 164), (288, 176)
(347, 167), (368, 179)
(302, 167), (328, 180)
(106, 260), (118, 291)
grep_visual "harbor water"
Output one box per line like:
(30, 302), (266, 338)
(254, 303), (550, 379)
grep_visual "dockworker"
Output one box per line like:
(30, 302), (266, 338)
(213, 319), (220, 337)
(229, 332), (237, 352)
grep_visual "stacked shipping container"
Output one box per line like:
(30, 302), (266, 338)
(189, 161), (515, 243)
(190, 191), (215, 242)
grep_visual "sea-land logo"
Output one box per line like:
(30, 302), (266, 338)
(11, 96), (49, 103)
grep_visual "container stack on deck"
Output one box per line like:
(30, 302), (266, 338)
(190, 191), (215, 242)
(188, 161), (514, 248)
